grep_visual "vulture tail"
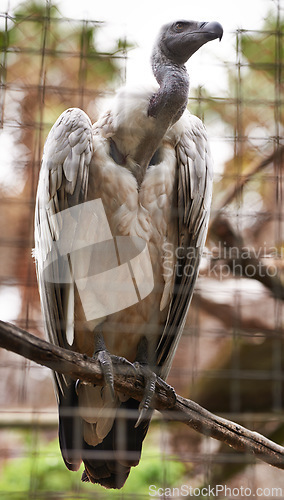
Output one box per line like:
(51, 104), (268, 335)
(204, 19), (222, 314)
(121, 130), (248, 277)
(58, 386), (151, 489)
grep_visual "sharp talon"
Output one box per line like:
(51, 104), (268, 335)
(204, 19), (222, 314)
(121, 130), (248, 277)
(75, 379), (80, 396)
(135, 406), (150, 428)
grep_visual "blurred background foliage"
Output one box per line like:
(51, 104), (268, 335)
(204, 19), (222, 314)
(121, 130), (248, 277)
(0, 430), (186, 499)
(0, 0), (283, 498)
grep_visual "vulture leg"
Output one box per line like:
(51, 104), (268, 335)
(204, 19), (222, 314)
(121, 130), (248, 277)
(133, 337), (157, 427)
(92, 330), (115, 400)
(133, 337), (177, 427)
(88, 331), (136, 396)
(134, 364), (156, 428)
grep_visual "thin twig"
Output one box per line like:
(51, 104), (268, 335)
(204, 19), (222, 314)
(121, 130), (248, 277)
(0, 320), (284, 469)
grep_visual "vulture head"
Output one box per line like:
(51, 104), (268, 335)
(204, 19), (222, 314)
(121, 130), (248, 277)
(152, 20), (223, 68)
(140, 19), (223, 168)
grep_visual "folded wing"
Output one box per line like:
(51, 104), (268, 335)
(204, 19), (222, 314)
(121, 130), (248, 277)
(157, 112), (213, 378)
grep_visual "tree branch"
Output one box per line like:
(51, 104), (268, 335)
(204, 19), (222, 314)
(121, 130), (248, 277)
(0, 320), (284, 469)
(209, 215), (284, 300)
(216, 145), (284, 211)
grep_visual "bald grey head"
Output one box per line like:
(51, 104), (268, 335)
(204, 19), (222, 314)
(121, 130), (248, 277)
(153, 20), (223, 69)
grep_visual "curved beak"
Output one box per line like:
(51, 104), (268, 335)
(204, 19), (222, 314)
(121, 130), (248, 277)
(183, 20), (223, 61)
(198, 21), (223, 42)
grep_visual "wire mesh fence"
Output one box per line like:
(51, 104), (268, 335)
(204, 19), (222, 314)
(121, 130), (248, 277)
(0, 0), (283, 498)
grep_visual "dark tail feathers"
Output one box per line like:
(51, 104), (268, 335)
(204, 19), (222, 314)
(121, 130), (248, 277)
(59, 386), (151, 489)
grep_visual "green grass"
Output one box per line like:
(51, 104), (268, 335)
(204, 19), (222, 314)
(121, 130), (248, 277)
(0, 432), (186, 499)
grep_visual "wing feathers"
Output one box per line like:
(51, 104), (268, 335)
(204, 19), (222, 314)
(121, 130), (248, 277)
(157, 112), (213, 378)
(35, 107), (93, 371)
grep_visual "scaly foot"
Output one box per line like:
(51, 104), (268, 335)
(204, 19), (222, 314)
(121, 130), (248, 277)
(133, 362), (157, 427)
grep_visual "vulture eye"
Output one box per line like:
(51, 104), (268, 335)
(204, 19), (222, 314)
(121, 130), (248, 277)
(174, 22), (185, 32)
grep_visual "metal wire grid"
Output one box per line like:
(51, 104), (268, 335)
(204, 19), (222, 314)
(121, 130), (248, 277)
(0, 0), (283, 498)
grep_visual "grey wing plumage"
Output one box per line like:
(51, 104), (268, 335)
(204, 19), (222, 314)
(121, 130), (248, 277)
(157, 113), (213, 378)
(34, 107), (93, 395)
